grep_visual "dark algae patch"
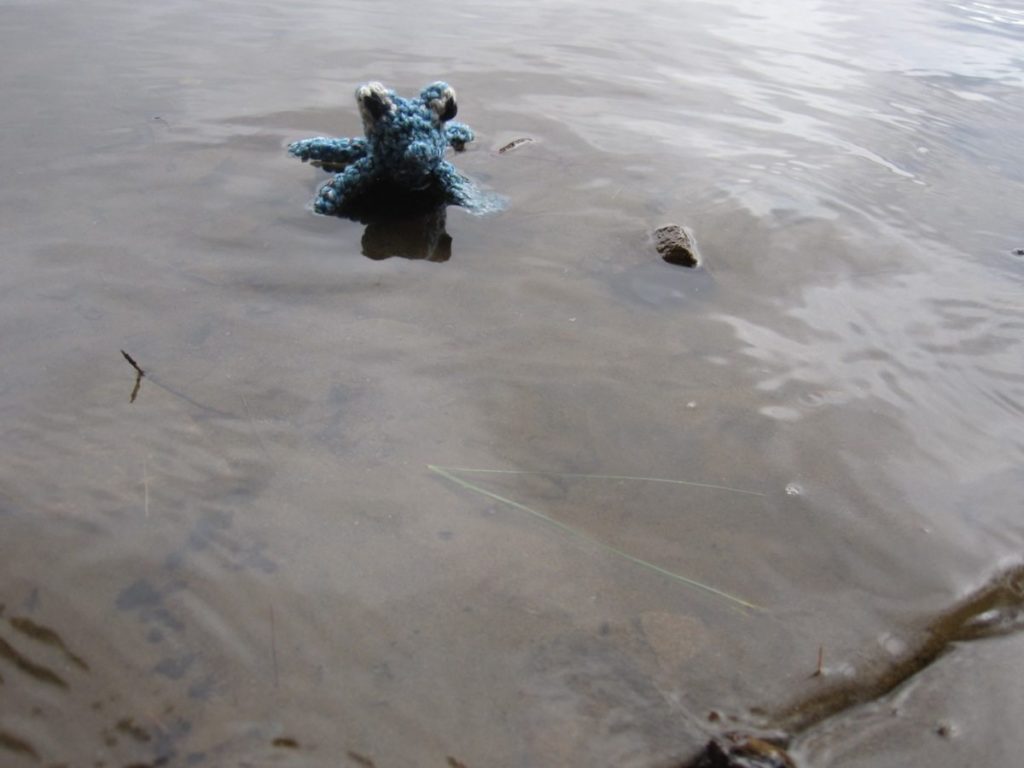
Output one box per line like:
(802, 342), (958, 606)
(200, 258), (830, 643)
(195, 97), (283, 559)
(9, 616), (89, 670)
(0, 634), (68, 689)
(346, 750), (377, 767)
(680, 563), (1024, 767)
(0, 728), (40, 761)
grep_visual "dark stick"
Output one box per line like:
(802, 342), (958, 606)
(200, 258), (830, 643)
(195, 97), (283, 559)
(121, 350), (145, 376)
(498, 137), (534, 154)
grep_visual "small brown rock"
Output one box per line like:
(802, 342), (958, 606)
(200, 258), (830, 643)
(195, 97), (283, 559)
(691, 733), (796, 768)
(654, 224), (700, 268)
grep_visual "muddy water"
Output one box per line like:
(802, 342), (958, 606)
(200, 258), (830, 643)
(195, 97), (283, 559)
(1, 0), (1023, 765)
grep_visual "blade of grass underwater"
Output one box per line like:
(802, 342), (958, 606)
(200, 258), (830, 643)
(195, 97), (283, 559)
(427, 465), (760, 611)
(430, 466), (766, 498)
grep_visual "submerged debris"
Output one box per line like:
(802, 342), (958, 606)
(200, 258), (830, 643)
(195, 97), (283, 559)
(498, 137), (533, 153)
(653, 224), (701, 268)
(682, 563), (1024, 767)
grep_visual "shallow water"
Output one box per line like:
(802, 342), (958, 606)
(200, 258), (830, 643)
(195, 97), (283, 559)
(1, 0), (1023, 765)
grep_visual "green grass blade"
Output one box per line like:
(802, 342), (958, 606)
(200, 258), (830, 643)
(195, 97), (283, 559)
(428, 465), (760, 612)
(429, 466), (765, 498)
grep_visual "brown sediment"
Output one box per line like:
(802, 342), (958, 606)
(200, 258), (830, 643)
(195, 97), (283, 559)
(120, 350), (144, 376)
(115, 718), (151, 744)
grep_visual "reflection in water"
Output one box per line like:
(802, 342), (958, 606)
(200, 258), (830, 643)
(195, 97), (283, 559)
(322, 184), (455, 262)
(361, 205), (453, 263)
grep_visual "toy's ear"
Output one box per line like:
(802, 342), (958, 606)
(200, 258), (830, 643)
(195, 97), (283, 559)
(356, 82), (394, 128)
(422, 82), (458, 122)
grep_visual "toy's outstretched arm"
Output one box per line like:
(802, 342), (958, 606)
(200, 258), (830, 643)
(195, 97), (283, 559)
(435, 161), (476, 207)
(313, 157), (376, 215)
(288, 137), (368, 172)
(444, 122), (474, 151)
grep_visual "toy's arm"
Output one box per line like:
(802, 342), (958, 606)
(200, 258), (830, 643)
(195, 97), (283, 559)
(288, 136), (368, 172)
(444, 122), (474, 151)
(313, 157), (377, 215)
(436, 161), (504, 214)
(436, 161), (476, 207)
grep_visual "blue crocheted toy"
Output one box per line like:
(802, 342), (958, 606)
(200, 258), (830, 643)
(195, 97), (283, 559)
(289, 81), (479, 216)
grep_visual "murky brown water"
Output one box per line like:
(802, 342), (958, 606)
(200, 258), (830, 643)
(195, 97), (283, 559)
(2, 0), (1023, 765)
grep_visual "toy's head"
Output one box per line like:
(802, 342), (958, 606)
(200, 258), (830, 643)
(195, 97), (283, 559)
(356, 81), (459, 190)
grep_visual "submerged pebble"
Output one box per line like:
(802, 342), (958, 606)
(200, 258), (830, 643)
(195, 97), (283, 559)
(934, 720), (958, 738)
(653, 224), (700, 268)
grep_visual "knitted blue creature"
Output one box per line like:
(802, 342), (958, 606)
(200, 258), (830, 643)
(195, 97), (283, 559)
(289, 81), (480, 216)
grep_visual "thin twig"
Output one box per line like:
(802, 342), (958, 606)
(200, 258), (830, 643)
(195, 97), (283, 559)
(122, 350), (145, 403)
(428, 465), (761, 611)
(812, 645), (824, 678)
(129, 371), (143, 403)
(121, 350), (144, 376)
